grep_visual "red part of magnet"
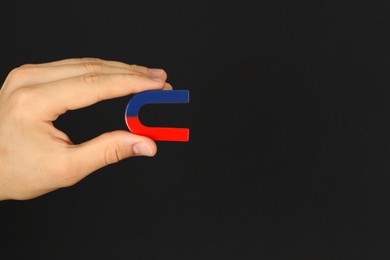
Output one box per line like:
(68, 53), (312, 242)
(126, 117), (189, 142)
(125, 90), (190, 142)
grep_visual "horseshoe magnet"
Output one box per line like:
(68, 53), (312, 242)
(125, 90), (190, 142)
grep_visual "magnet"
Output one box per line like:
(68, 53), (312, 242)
(125, 90), (190, 142)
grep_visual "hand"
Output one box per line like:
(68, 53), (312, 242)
(0, 58), (172, 200)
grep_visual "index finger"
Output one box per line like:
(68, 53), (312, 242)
(34, 72), (169, 120)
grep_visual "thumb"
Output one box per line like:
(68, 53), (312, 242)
(69, 130), (157, 179)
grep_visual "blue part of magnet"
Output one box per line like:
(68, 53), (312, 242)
(125, 90), (190, 117)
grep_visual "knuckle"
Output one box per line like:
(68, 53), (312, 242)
(8, 87), (37, 111)
(104, 142), (122, 165)
(17, 64), (34, 69)
(83, 61), (104, 74)
(82, 57), (103, 64)
(6, 65), (33, 83)
(128, 64), (139, 70)
(83, 73), (101, 86)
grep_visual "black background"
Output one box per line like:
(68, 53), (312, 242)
(1, 0), (390, 259)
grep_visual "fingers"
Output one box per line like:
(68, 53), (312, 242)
(3, 59), (167, 93)
(3, 57), (172, 120)
(35, 57), (167, 78)
(35, 72), (167, 120)
(21, 57), (165, 77)
(64, 131), (157, 185)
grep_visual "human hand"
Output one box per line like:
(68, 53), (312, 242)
(0, 58), (172, 200)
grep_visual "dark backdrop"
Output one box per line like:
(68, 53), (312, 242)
(1, 1), (390, 259)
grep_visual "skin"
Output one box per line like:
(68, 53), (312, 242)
(0, 57), (172, 201)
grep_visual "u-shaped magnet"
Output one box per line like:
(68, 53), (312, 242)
(125, 90), (190, 142)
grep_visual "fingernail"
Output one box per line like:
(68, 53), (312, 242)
(164, 82), (173, 89)
(148, 68), (165, 76)
(133, 143), (153, 156)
